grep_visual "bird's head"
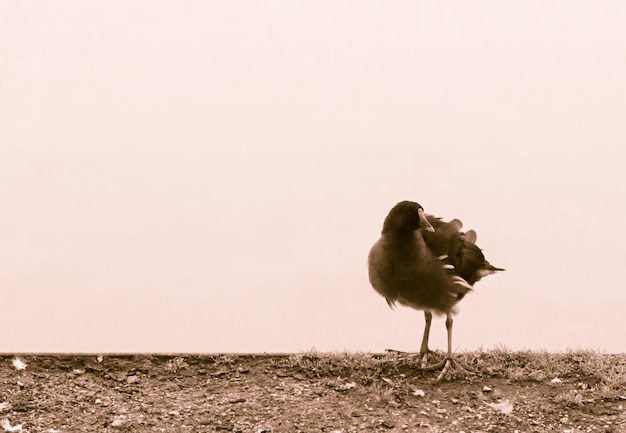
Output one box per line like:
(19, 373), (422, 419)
(382, 201), (435, 233)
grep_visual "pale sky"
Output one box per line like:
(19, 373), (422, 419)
(1, 1), (625, 353)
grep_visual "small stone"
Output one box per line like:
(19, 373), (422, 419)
(127, 375), (138, 384)
(337, 382), (357, 391)
(486, 399), (514, 415)
(12, 358), (27, 370)
(109, 372), (127, 382)
(381, 420), (395, 428)
(228, 398), (246, 404)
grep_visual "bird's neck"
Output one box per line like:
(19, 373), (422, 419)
(386, 230), (425, 252)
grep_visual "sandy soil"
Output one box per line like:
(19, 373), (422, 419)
(1, 354), (625, 432)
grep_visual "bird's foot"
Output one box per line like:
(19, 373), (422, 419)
(418, 349), (440, 368)
(420, 357), (476, 382)
(384, 349), (441, 366)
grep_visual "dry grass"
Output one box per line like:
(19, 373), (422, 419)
(269, 348), (626, 402)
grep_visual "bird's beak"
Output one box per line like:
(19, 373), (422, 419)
(418, 208), (435, 232)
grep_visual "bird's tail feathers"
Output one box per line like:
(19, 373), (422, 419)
(464, 229), (477, 244)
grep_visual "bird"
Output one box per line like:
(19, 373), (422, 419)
(367, 200), (504, 381)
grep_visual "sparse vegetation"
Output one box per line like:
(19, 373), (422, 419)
(274, 348), (626, 398)
(1, 350), (624, 432)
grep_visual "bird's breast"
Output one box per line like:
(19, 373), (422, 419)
(370, 233), (434, 282)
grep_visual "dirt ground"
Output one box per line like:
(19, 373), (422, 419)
(1, 353), (625, 433)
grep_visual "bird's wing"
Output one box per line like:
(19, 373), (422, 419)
(422, 215), (466, 267)
(455, 236), (505, 285)
(464, 229), (477, 244)
(422, 217), (502, 291)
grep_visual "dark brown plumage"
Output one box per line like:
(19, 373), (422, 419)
(368, 200), (504, 380)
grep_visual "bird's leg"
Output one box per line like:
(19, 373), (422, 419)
(420, 314), (450, 372)
(436, 313), (455, 381)
(386, 311), (437, 360)
(418, 310), (436, 367)
(433, 313), (475, 382)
